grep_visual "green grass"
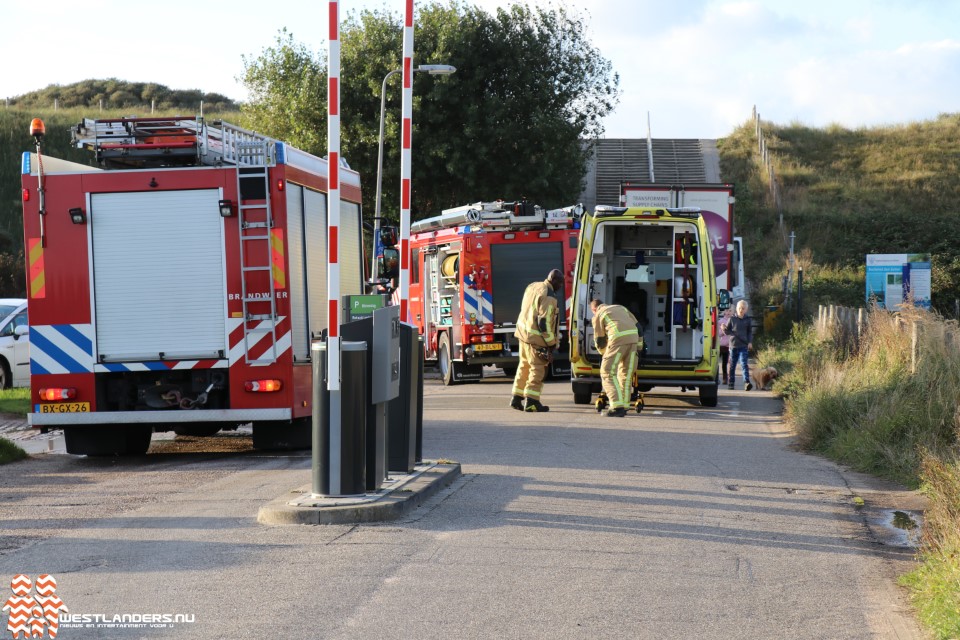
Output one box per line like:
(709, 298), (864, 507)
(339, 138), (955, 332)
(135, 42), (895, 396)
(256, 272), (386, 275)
(0, 387), (31, 415)
(0, 436), (28, 464)
(899, 455), (960, 638)
(780, 309), (960, 638)
(901, 560), (960, 639)
(785, 308), (958, 486)
(717, 113), (960, 317)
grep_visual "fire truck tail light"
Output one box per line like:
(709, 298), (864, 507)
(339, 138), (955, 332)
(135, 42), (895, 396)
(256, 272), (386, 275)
(22, 189), (29, 202)
(39, 388), (77, 401)
(277, 179), (285, 192)
(245, 379), (282, 392)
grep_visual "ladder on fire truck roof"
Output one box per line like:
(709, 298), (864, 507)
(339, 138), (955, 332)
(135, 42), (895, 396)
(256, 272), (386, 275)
(409, 200), (584, 234)
(73, 116), (280, 364)
(236, 138), (279, 366)
(72, 116), (278, 168)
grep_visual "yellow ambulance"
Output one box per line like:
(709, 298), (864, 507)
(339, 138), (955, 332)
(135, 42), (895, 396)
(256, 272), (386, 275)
(569, 206), (721, 407)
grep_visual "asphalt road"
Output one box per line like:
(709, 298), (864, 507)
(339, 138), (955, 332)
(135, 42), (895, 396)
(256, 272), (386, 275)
(0, 373), (924, 639)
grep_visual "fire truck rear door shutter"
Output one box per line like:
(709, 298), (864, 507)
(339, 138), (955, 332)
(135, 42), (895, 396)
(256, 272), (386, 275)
(91, 189), (227, 362)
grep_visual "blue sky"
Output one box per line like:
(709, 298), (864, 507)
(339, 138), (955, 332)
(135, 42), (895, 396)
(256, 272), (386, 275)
(3, 0), (958, 139)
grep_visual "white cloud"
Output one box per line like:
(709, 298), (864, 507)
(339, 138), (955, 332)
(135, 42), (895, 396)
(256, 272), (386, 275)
(600, 1), (960, 137)
(2, 0), (959, 138)
(776, 37), (960, 129)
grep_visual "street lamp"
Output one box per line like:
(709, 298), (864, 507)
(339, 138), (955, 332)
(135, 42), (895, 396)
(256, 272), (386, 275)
(371, 63), (456, 282)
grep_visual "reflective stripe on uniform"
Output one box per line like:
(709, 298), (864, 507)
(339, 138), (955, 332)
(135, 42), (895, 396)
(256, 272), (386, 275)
(600, 312), (638, 339)
(541, 303), (556, 344)
(610, 351), (624, 406)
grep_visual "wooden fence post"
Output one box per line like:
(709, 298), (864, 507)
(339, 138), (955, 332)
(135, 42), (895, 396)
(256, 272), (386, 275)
(911, 322), (918, 374)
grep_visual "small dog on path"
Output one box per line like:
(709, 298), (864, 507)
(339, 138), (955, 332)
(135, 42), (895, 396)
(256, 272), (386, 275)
(751, 366), (779, 391)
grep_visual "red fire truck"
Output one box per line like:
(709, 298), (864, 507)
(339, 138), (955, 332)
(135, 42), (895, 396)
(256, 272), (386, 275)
(21, 116), (365, 455)
(405, 200), (582, 385)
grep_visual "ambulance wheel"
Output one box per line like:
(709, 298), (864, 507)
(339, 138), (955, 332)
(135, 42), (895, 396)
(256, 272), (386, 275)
(438, 333), (459, 386)
(0, 360), (10, 389)
(572, 382), (592, 405)
(699, 384), (718, 407)
(63, 425), (153, 456)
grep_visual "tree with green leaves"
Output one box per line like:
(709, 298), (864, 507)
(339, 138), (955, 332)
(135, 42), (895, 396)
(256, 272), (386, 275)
(239, 2), (619, 222)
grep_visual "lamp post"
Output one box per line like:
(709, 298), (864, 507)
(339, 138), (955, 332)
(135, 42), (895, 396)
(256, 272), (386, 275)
(371, 64), (456, 282)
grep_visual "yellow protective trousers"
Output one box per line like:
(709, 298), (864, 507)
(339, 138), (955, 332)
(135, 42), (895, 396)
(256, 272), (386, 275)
(600, 342), (638, 410)
(512, 341), (547, 399)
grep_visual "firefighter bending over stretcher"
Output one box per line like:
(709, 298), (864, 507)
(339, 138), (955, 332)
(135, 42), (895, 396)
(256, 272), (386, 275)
(591, 298), (642, 418)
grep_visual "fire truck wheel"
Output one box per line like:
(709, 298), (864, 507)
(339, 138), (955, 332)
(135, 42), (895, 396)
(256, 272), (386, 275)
(63, 425), (153, 456)
(0, 360), (10, 389)
(124, 426), (153, 455)
(501, 365), (518, 379)
(437, 333), (459, 386)
(252, 418), (311, 450)
(173, 425), (223, 438)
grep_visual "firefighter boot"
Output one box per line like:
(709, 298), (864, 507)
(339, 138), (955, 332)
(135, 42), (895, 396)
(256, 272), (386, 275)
(605, 407), (627, 418)
(524, 398), (550, 413)
(509, 395), (525, 411)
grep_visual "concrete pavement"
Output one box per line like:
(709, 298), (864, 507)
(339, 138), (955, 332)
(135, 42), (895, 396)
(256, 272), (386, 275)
(0, 378), (927, 638)
(1, 413), (462, 525)
(257, 461), (461, 525)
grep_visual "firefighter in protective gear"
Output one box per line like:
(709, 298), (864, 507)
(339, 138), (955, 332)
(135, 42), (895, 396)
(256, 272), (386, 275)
(590, 298), (641, 417)
(510, 269), (563, 412)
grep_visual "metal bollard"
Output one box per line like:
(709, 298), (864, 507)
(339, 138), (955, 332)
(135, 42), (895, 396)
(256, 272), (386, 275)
(388, 323), (420, 473)
(312, 341), (368, 497)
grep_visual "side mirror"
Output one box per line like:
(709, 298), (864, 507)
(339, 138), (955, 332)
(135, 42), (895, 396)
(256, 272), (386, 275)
(377, 248), (400, 280)
(718, 289), (732, 311)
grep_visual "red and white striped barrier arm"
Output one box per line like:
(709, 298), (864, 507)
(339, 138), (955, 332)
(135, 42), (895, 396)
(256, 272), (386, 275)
(327, 0), (341, 390)
(398, 0), (415, 323)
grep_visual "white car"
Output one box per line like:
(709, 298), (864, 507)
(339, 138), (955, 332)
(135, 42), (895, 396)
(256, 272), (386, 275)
(0, 298), (29, 388)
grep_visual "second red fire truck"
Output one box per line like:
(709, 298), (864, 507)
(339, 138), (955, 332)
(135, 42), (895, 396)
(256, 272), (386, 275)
(403, 200), (582, 385)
